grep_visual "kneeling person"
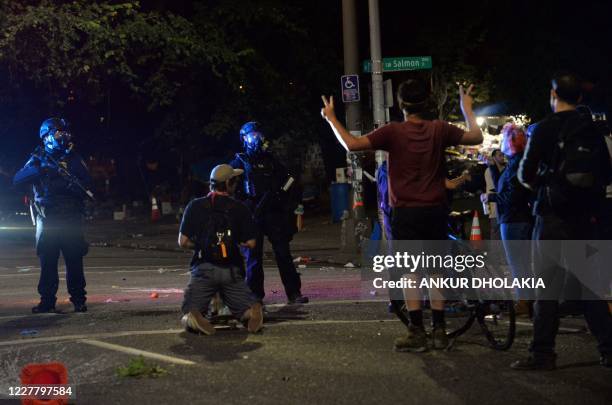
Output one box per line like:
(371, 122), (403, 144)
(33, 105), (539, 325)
(179, 164), (263, 335)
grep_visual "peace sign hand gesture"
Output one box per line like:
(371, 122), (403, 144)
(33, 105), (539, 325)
(321, 95), (337, 122)
(459, 84), (475, 113)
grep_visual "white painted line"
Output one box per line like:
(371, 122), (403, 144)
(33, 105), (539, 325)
(0, 329), (185, 347)
(264, 299), (382, 309)
(0, 268), (190, 278)
(80, 339), (195, 366)
(0, 318), (399, 347)
(269, 319), (398, 327)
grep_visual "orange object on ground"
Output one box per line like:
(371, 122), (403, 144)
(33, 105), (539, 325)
(151, 197), (161, 222)
(20, 362), (68, 405)
(150, 292), (159, 299)
(470, 210), (482, 241)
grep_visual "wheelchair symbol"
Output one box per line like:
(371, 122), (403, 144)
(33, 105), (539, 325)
(344, 77), (356, 89)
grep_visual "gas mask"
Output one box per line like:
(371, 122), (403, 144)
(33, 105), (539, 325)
(240, 121), (267, 155)
(39, 118), (72, 154)
(44, 130), (73, 154)
(243, 131), (265, 155)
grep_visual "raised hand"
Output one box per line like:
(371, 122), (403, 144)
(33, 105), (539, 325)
(320, 95), (336, 122)
(459, 84), (474, 113)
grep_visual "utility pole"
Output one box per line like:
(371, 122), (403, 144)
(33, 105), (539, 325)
(342, 0), (361, 136)
(341, 0), (368, 255)
(368, 0), (386, 168)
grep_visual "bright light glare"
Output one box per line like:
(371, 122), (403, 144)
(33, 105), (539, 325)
(476, 117), (485, 126)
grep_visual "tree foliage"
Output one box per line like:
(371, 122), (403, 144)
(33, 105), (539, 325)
(0, 0), (341, 165)
(0, 0), (248, 110)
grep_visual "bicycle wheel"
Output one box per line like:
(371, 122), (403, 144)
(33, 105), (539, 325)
(476, 300), (516, 350)
(446, 301), (477, 339)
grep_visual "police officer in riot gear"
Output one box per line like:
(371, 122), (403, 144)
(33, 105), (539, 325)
(230, 121), (308, 304)
(13, 118), (93, 313)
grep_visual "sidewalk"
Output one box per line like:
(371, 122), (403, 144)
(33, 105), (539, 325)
(86, 214), (362, 267)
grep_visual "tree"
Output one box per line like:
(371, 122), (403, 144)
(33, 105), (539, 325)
(0, 0), (246, 110)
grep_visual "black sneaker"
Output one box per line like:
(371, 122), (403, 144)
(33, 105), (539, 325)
(31, 303), (56, 314)
(74, 304), (88, 313)
(510, 355), (556, 371)
(288, 295), (309, 304)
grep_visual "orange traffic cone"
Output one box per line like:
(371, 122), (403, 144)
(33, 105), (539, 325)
(295, 204), (304, 232)
(470, 210), (482, 241)
(151, 197), (161, 222)
(20, 362), (69, 405)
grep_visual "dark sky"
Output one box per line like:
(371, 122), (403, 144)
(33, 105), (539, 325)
(1, 0), (610, 170)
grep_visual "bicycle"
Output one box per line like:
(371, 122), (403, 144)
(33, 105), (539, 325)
(389, 210), (516, 351)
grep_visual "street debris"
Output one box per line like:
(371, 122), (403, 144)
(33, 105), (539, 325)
(298, 264), (307, 269)
(17, 267), (34, 273)
(150, 292), (159, 299)
(116, 357), (167, 378)
(320, 266), (335, 271)
(20, 329), (39, 337)
(344, 262), (356, 268)
(293, 256), (312, 264)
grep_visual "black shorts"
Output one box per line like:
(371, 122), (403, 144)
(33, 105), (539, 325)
(391, 205), (448, 240)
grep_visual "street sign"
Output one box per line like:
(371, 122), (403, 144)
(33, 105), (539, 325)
(340, 74), (360, 103)
(362, 56), (432, 73)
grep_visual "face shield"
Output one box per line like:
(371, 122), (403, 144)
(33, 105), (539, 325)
(44, 129), (73, 153)
(243, 131), (265, 154)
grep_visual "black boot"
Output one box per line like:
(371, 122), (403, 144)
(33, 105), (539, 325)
(31, 302), (56, 314)
(510, 354), (556, 370)
(73, 303), (88, 313)
(288, 294), (309, 304)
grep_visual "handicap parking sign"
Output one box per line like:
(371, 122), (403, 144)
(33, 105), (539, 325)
(341, 75), (360, 103)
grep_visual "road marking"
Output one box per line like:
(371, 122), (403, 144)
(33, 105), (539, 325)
(80, 339), (195, 365)
(0, 319), (400, 347)
(0, 268), (189, 278)
(0, 329), (185, 347)
(0, 317), (589, 349)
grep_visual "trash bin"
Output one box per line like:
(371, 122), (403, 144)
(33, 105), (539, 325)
(330, 182), (350, 223)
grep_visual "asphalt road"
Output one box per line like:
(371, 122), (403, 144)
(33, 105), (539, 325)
(0, 229), (610, 405)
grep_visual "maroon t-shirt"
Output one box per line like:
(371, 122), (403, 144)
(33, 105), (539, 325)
(368, 120), (464, 207)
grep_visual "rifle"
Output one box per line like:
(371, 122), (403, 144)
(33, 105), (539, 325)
(31, 148), (95, 201)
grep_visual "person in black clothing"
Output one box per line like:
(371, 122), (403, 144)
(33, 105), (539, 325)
(481, 124), (533, 312)
(13, 118), (92, 313)
(230, 121), (308, 304)
(488, 149), (505, 187)
(513, 72), (612, 370)
(179, 164), (263, 335)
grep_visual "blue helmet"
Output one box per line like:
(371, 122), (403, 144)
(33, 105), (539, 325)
(40, 117), (69, 139)
(240, 121), (265, 154)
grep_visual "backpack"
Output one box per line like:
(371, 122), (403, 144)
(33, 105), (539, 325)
(197, 196), (236, 266)
(543, 113), (611, 213)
